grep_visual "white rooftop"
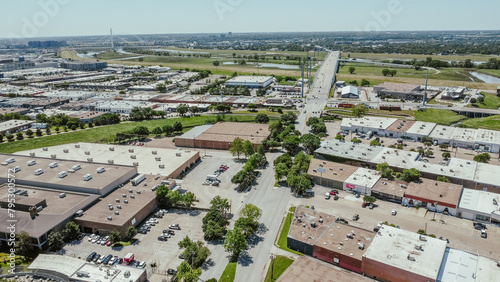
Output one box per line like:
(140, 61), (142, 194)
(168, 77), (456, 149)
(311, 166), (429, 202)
(475, 128), (500, 145)
(344, 167), (380, 188)
(226, 76), (273, 83)
(437, 248), (478, 282)
(363, 225), (447, 280)
(474, 162), (500, 186)
(405, 121), (437, 136)
(458, 188), (500, 215)
(341, 117), (398, 131)
(341, 86), (358, 96)
(429, 125), (456, 141)
(451, 127), (478, 144)
(476, 256), (500, 282)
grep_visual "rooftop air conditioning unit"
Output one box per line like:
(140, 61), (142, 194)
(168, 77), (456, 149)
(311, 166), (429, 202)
(117, 205), (122, 209)
(107, 216), (112, 221)
(133, 162), (139, 166)
(114, 211), (120, 215)
(96, 167), (105, 173)
(109, 147), (114, 151)
(75, 144), (80, 148)
(43, 147), (48, 151)
(108, 160), (114, 164)
(129, 149), (134, 153)
(130, 195), (135, 199)
(155, 157), (161, 161)
(87, 158), (93, 162)
(29, 152), (35, 156)
(85, 151), (90, 155)
(115, 199), (120, 203)
(152, 151), (157, 155)
(130, 155), (136, 159)
(63, 149), (69, 153)
(124, 200), (128, 204)
(51, 154), (57, 158)
(159, 164), (165, 169)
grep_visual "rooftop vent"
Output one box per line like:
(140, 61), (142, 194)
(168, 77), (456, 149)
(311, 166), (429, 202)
(108, 160), (114, 164)
(29, 152), (35, 157)
(131, 155), (136, 159)
(84, 151), (90, 155)
(87, 158), (93, 162)
(152, 151), (157, 155)
(43, 147), (48, 151)
(407, 254), (416, 261)
(75, 144), (80, 148)
(155, 157), (161, 161)
(109, 147), (115, 151)
(51, 154), (57, 159)
(311, 221), (316, 228)
(159, 164), (165, 169)
(133, 162), (139, 166)
(129, 149), (134, 153)
(63, 149), (69, 153)
(358, 243), (365, 250)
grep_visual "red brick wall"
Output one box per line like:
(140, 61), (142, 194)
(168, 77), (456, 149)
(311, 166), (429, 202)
(313, 245), (363, 273)
(362, 256), (436, 282)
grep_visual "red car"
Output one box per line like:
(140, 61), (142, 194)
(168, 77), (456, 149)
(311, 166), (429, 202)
(329, 191), (337, 195)
(106, 241), (111, 246)
(362, 202), (367, 208)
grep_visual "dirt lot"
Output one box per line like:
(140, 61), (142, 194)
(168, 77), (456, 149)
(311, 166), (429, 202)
(289, 184), (500, 260)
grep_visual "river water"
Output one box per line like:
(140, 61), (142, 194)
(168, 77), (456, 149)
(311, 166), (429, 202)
(469, 72), (500, 84)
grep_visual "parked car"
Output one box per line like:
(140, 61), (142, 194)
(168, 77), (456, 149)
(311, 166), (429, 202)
(158, 235), (168, 241)
(108, 256), (118, 265)
(369, 204), (374, 209)
(325, 193), (330, 200)
(167, 269), (177, 275)
(391, 210), (397, 216)
(106, 241), (111, 246)
(169, 224), (180, 230)
(114, 258), (123, 265)
(138, 261), (146, 268)
(333, 195), (339, 200)
(481, 230), (487, 238)
(329, 190), (337, 195)
(362, 202), (367, 208)
(93, 254), (101, 263)
(336, 218), (348, 224)
(353, 214), (359, 221)
(474, 222), (486, 230)
(163, 229), (175, 235)
(86, 252), (96, 262)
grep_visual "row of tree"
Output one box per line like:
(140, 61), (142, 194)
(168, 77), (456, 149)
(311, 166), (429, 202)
(155, 184), (196, 209)
(230, 140), (267, 191)
(274, 151), (312, 195)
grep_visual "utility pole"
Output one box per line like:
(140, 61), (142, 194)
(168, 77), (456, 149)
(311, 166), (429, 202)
(423, 70), (429, 108)
(110, 28), (114, 50)
(301, 61), (305, 98)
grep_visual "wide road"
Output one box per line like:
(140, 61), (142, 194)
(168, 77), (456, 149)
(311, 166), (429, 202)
(297, 51), (341, 134)
(200, 153), (290, 281)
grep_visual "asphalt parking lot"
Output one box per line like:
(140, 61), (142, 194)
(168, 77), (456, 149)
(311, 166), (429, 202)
(289, 184), (500, 260)
(62, 209), (208, 279)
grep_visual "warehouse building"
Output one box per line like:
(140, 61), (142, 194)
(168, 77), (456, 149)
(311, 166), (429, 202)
(307, 159), (358, 189)
(371, 179), (407, 203)
(225, 76), (273, 88)
(340, 86), (359, 99)
(402, 179), (463, 216)
(75, 176), (159, 237)
(343, 167), (381, 196)
(176, 122), (270, 150)
(0, 154), (137, 196)
(437, 248), (478, 282)
(362, 225), (447, 282)
(373, 82), (423, 100)
(0, 184), (99, 249)
(29, 254), (147, 282)
(340, 117), (398, 135)
(312, 223), (374, 273)
(61, 61), (107, 71)
(458, 188), (500, 224)
(0, 119), (34, 135)
(287, 206), (336, 256)
(19, 143), (200, 179)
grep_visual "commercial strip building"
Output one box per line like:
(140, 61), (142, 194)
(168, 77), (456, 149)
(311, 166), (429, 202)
(457, 188), (500, 224)
(176, 122), (270, 150)
(373, 82), (425, 100)
(402, 179), (463, 216)
(18, 143), (200, 178)
(0, 184), (99, 249)
(0, 154), (138, 196)
(29, 254), (147, 282)
(61, 61), (108, 71)
(343, 167), (381, 196)
(0, 119), (34, 135)
(362, 226), (447, 282)
(82, 100), (157, 114)
(308, 158), (358, 189)
(225, 76), (273, 88)
(342, 116), (500, 153)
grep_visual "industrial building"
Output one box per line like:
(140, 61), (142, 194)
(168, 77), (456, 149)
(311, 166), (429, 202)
(61, 61), (108, 71)
(441, 87), (465, 100)
(307, 159), (358, 189)
(402, 179), (463, 216)
(373, 82), (423, 100)
(0, 184), (99, 249)
(19, 143), (200, 179)
(0, 119), (34, 135)
(175, 122), (270, 150)
(75, 176), (159, 237)
(362, 225), (447, 282)
(343, 167), (381, 196)
(0, 153), (138, 196)
(225, 76), (273, 88)
(340, 86), (359, 99)
(29, 254), (147, 282)
(371, 179), (407, 203)
(458, 188), (500, 224)
(82, 100), (157, 115)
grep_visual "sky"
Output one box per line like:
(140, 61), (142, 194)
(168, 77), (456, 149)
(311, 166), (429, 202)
(1, 0), (499, 39)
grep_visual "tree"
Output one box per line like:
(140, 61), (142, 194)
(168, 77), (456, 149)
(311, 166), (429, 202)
(229, 137), (244, 160)
(15, 231), (33, 256)
(45, 127), (51, 135)
(240, 204), (262, 221)
(109, 230), (121, 244)
(189, 106), (199, 115)
(152, 126), (163, 137)
(235, 217), (259, 239)
(442, 152), (451, 159)
(335, 134), (345, 141)
(437, 176), (450, 183)
(224, 227), (248, 261)
(478, 96), (485, 103)
(351, 138), (362, 144)
(162, 124), (174, 136)
(243, 140), (255, 159)
(176, 261), (202, 282)
(35, 128), (42, 137)
(156, 83), (167, 92)
(439, 143), (450, 151)
(6, 133), (14, 141)
(470, 97), (477, 104)
(311, 123), (327, 135)
(474, 153), (491, 163)
(376, 162), (394, 179)
(177, 104), (189, 117)
(16, 131), (24, 140)
(247, 103), (257, 111)
(370, 140), (381, 146)
(173, 121), (183, 133)
(47, 231), (64, 252)
(255, 113), (269, 123)
(0, 135), (3, 142)
(178, 236), (211, 268)
(63, 221), (80, 242)
(361, 79), (370, 86)
(382, 69), (390, 76)
(282, 135), (300, 154)
(363, 195), (377, 204)
(389, 70), (397, 77)
(399, 168), (421, 183)
(203, 220), (226, 240)
(300, 134), (320, 155)
(126, 226), (137, 240)
(275, 163), (289, 182)
(210, 196), (230, 218)
(213, 60), (220, 67)
(280, 112), (297, 125)
(348, 66), (356, 74)
(424, 149), (434, 157)
(352, 104), (367, 118)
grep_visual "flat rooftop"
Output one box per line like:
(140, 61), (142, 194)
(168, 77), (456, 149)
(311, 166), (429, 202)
(0, 119), (34, 131)
(307, 159), (358, 183)
(196, 122), (270, 144)
(476, 128), (500, 145)
(315, 140), (384, 163)
(0, 185), (98, 238)
(386, 119), (415, 133)
(405, 121), (437, 136)
(288, 206), (336, 245)
(375, 82), (420, 93)
(226, 76), (273, 83)
(450, 127), (478, 144)
(0, 153), (137, 194)
(458, 188), (500, 215)
(344, 167), (381, 188)
(314, 223), (374, 262)
(277, 256), (374, 282)
(341, 117), (398, 131)
(429, 125), (455, 141)
(76, 175), (158, 228)
(18, 143), (198, 177)
(437, 248), (478, 282)
(473, 162), (500, 186)
(371, 179), (407, 198)
(476, 255), (500, 282)
(177, 124), (213, 140)
(405, 178), (463, 208)
(363, 225), (447, 280)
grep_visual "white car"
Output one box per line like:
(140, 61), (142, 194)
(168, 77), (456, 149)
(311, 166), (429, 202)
(391, 210), (397, 216)
(325, 193), (330, 199)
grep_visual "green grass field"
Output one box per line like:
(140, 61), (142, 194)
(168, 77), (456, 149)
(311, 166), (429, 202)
(264, 256), (294, 282)
(219, 262), (237, 282)
(470, 93), (500, 109)
(463, 115), (500, 131)
(0, 115), (259, 154)
(414, 108), (466, 125)
(277, 207), (302, 256)
(338, 63), (433, 79)
(342, 52), (498, 63)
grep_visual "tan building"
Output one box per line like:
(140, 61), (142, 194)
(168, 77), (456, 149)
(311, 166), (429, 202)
(176, 122), (270, 150)
(307, 159), (358, 189)
(403, 178), (463, 216)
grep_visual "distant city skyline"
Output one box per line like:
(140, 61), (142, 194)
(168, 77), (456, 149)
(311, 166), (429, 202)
(2, 0), (500, 39)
